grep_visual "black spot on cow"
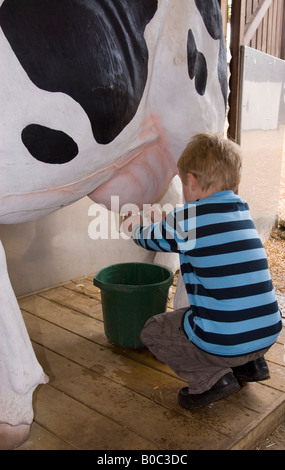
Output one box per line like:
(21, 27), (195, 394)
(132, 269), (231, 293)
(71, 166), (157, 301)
(195, 0), (222, 40)
(22, 125), (79, 164)
(187, 30), (207, 96)
(194, 0), (227, 107)
(0, 0), (157, 163)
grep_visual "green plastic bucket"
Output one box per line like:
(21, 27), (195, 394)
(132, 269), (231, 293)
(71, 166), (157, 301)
(93, 262), (174, 349)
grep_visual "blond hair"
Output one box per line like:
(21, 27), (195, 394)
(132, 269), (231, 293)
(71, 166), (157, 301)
(177, 133), (242, 192)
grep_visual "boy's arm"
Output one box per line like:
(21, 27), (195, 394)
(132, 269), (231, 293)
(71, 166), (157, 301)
(121, 209), (175, 253)
(133, 206), (192, 253)
(132, 219), (174, 253)
(133, 203), (196, 254)
(122, 204), (195, 254)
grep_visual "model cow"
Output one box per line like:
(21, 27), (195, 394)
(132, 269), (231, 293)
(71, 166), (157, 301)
(0, 0), (227, 449)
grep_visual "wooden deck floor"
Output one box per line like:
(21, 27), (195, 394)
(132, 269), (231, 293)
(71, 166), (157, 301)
(16, 274), (285, 451)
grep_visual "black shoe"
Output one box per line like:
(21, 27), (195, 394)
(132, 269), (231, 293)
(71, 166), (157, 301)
(232, 357), (270, 382)
(178, 372), (240, 410)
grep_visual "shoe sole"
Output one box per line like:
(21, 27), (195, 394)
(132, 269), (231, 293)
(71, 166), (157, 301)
(178, 381), (241, 410)
(234, 372), (270, 383)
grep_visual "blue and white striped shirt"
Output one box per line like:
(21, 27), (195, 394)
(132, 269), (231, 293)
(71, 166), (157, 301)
(132, 190), (282, 357)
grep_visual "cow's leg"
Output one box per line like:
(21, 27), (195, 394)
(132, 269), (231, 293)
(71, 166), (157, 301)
(0, 241), (48, 450)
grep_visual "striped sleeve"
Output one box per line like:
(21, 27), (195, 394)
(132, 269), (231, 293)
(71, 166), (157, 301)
(132, 204), (196, 253)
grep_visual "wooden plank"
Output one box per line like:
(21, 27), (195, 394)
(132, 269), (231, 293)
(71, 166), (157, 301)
(20, 289), (285, 387)
(251, 0), (259, 48)
(64, 277), (102, 300)
(266, 342), (285, 367)
(16, 422), (76, 450)
(22, 310), (285, 447)
(20, 289), (285, 396)
(274, 0), (283, 57)
(246, 0), (253, 21)
(19, 294), (105, 344)
(16, 281), (285, 450)
(225, 379), (284, 413)
(282, 0), (285, 59)
(38, 286), (103, 320)
(34, 385), (159, 450)
(277, 325), (285, 345)
(18, 273), (176, 371)
(256, 13), (263, 51)
(263, 361), (285, 393)
(22, 310), (188, 393)
(218, 0), (229, 39)
(261, 9), (269, 51)
(19, 294), (176, 376)
(32, 344), (231, 450)
(228, 393), (285, 450)
(228, 0), (246, 142)
(269, 0), (275, 56)
(244, 0), (272, 46)
(267, 0), (274, 54)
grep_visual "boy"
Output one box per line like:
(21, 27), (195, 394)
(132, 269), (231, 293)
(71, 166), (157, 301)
(131, 133), (282, 409)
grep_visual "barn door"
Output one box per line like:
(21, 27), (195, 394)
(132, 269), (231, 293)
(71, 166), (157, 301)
(227, 0), (284, 142)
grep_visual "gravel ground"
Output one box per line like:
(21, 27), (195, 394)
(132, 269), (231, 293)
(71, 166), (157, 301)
(264, 152), (285, 316)
(257, 145), (285, 451)
(264, 232), (285, 315)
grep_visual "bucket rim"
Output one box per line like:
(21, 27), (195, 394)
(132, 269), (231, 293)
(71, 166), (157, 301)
(93, 262), (174, 291)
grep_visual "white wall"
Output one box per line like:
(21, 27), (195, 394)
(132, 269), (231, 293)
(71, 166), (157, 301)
(238, 47), (285, 242)
(0, 197), (154, 296)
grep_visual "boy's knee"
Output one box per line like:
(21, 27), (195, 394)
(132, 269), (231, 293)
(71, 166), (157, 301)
(140, 313), (164, 345)
(141, 315), (157, 336)
(141, 308), (187, 343)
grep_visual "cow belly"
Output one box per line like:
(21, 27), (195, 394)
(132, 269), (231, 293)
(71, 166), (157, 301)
(89, 138), (177, 210)
(0, 114), (177, 222)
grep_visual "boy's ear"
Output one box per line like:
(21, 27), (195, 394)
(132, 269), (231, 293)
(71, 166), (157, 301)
(187, 173), (196, 190)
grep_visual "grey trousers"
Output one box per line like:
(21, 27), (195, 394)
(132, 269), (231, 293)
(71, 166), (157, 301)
(140, 308), (269, 394)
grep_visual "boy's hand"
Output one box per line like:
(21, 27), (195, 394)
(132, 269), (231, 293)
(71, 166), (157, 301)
(121, 205), (167, 238)
(144, 204), (166, 223)
(121, 212), (143, 238)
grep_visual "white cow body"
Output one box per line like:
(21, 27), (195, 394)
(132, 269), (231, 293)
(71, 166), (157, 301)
(0, 0), (226, 448)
